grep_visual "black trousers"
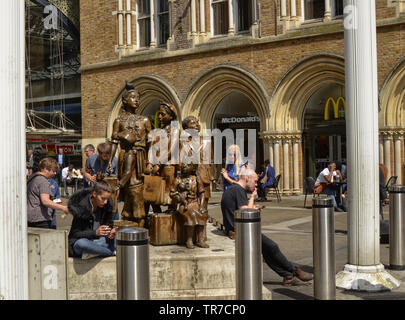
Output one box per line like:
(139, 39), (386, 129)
(261, 234), (296, 278)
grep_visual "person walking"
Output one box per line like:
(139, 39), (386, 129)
(221, 166), (313, 286)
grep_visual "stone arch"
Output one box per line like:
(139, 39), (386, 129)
(107, 75), (181, 138)
(182, 65), (270, 130)
(379, 57), (405, 128)
(268, 54), (345, 133)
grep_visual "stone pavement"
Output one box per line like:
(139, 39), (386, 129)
(56, 191), (405, 300)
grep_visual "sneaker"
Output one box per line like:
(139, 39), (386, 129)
(294, 266), (313, 282)
(81, 253), (100, 260)
(334, 207), (344, 212)
(283, 275), (311, 286)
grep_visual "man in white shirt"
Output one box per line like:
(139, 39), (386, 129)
(315, 162), (343, 212)
(62, 164), (75, 196)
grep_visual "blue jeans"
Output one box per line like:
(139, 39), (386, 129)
(323, 187), (338, 208)
(73, 237), (116, 257)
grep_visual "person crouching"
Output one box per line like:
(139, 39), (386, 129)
(68, 181), (118, 259)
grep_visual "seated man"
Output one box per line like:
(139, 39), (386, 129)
(257, 160), (276, 201)
(221, 166), (313, 286)
(314, 161), (343, 212)
(67, 181), (118, 259)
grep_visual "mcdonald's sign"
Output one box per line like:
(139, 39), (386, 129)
(324, 97), (346, 120)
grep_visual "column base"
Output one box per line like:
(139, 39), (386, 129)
(336, 264), (400, 292)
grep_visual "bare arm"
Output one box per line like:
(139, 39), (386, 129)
(40, 193), (68, 212)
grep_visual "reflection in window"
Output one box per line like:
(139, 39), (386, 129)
(212, 0), (229, 35)
(237, 0), (252, 32)
(304, 0), (324, 20)
(138, 0), (151, 47)
(158, 0), (169, 46)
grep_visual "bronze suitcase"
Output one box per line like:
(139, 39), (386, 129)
(143, 175), (166, 204)
(149, 212), (182, 245)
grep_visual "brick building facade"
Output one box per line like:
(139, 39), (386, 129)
(80, 0), (405, 194)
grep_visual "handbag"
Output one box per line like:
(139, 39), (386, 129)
(313, 182), (332, 194)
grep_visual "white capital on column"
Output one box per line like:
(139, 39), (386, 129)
(0, 0), (28, 299)
(336, 0), (399, 291)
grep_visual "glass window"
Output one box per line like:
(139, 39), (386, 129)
(237, 0), (252, 32)
(212, 0), (229, 35)
(138, 0), (151, 47)
(158, 0), (169, 45)
(304, 0), (324, 20)
(334, 0), (344, 16)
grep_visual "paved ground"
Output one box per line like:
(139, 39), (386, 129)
(56, 189), (405, 300)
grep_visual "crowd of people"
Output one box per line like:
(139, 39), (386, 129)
(25, 141), (315, 284)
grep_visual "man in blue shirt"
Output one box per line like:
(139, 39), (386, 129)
(84, 142), (118, 186)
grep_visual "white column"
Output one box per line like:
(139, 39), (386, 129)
(150, 0), (157, 47)
(336, 0), (399, 291)
(324, 0), (331, 20)
(200, 0), (206, 35)
(379, 137), (384, 164)
(274, 140), (280, 178)
(293, 138), (300, 192)
(191, 0), (197, 36)
(228, 0), (235, 35)
(283, 139), (290, 192)
(394, 135), (402, 184)
(384, 136), (392, 177)
(126, 0), (132, 45)
(281, 0), (287, 19)
(290, 0), (297, 19)
(269, 141), (274, 168)
(118, 0), (124, 46)
(0, 0), (28, 300)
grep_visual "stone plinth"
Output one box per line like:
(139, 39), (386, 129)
(68, 223), (271, 300)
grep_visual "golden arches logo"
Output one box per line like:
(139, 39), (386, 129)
(324, 97), (346, 120)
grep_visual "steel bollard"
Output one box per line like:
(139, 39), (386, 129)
(312, 196), (335, 300)
(235, 208), (262, 300)
(116, 227), (150, 300)
(389, 185), (405, 270)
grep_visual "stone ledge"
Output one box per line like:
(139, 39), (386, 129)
(68, 223), (271, 300)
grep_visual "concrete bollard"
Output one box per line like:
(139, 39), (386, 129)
(312, 196), (336, 300)
(389, 185), (405, 270)
(116, 227), (150, 300)
(235, 208), (262, 300)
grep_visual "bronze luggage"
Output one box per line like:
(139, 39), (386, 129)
(149, 212), (183, 245)
(143, 175), (166, 204)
